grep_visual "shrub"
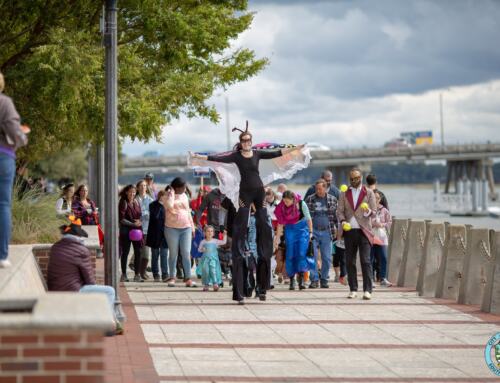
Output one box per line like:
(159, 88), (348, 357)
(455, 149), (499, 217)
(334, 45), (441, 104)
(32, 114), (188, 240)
(11, 182), (66, 244)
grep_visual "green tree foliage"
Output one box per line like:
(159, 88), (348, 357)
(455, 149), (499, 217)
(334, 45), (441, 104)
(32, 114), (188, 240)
(0, 0), (267, 163)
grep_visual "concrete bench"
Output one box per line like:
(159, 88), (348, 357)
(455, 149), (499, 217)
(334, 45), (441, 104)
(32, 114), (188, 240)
(0, 245), (114, 383)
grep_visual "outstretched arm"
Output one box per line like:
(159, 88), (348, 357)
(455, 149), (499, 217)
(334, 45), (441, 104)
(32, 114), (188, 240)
(190, 151), (237, 163)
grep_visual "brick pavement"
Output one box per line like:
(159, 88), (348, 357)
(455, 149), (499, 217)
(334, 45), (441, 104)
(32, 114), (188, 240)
(99, 273), (500, 383)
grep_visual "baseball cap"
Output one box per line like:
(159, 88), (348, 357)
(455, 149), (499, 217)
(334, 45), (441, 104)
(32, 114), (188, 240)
(144, 172), (154, 179)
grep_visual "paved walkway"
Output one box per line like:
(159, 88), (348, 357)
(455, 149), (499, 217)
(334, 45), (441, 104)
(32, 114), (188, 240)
(105, 274), (500, 383)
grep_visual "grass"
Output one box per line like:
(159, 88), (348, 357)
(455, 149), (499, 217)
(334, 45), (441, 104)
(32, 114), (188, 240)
(11, 182), (66, 244)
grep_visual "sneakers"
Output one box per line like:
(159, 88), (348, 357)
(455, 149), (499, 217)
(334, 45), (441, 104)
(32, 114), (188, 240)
(185, 279), (197, 287)
(380, 279), (393, 287)
(203, 286), (209, 291)
(308, 281), (319, 289)
(333, 275), (339, 283)
(259, 293), (266, 301)
(237, 299), (245, 305)
(363, 291), (372, 300)
(277, 276), (283, 284)
(320, 282), (329, 289)
(162, 276), (169, 282)
(153, 276), (161, 282)
(133, 274), (144, 282)
(115, 321), (124, 335)
(347, 291), (357, 299)
(166, 278), (176, 287)
(120, 274), (129, 282)
(0, 259), (12, 268)
(213, 284), (219, 292)
(339, 276), (348, 286)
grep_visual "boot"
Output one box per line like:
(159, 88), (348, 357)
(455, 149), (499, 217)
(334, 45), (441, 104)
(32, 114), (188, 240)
(298, 273), (306, 290)
(289, 276), (296, 290)
(139, 257), (149, 280)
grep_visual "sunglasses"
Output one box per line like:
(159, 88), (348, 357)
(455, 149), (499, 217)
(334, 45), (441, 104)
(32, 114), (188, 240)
(350, 177), (361, 181)
(240, 138), (252, 144)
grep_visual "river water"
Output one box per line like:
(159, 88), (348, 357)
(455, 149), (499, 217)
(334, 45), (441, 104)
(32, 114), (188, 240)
(293, 184), (500, 231)
(160, 182), (500, 231)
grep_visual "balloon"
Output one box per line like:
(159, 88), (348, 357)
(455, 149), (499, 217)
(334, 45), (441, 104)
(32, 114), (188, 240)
(342, 222), (352, 231)
(340, 184), (348, 193)
(128, 229), (143, 242)
(360, 202), (369, 210)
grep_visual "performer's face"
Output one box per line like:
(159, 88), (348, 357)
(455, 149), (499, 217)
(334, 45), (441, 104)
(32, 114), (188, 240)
(240, 135), (252, 150)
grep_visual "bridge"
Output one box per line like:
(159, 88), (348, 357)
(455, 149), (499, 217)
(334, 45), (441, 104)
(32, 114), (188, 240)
(121, 143), (500, 196)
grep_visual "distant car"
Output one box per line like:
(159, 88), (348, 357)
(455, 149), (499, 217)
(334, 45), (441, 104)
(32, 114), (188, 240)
(384, 138), (410, 149)
(306, 142), (331, 151)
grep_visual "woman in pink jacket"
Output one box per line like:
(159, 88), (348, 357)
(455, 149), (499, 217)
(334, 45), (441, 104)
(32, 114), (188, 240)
(371, 191), (392, 287)
(164, 177), (197, 287)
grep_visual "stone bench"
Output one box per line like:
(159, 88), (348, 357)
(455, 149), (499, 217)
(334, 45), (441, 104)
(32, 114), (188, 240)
(0, 245), (114, 383)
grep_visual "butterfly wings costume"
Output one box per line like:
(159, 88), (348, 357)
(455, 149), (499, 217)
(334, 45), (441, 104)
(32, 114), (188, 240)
(189, 144), (311, 302)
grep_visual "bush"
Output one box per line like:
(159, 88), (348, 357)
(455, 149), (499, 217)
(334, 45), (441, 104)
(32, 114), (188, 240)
(11, 182), (66, 244)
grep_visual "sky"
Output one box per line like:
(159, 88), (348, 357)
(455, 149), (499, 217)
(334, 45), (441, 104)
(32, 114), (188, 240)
(123, 0), (500, 157)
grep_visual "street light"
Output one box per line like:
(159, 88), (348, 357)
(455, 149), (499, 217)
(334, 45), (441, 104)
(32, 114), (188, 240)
(439, 92), (444, 147)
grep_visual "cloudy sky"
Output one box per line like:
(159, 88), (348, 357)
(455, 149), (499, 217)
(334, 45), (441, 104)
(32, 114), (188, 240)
(123, 0), (500, 156)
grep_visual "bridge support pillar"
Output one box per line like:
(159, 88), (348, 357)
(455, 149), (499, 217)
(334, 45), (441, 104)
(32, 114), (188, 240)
(445, 159), (497, 200)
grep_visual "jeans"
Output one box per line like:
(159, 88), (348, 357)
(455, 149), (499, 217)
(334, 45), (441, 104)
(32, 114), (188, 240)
(151, 246), (168, 278)
(119, 228), (142, 275)
(309, 239), (320, 282)
(0, 153), (15, 261)
(371, 245), (388, 280)
(79, 284), (116, 318)
(313, 229), (332, 284)
(165, 227), (192, 280)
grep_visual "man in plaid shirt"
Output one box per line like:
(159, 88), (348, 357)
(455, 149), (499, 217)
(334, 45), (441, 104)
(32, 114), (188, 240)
(305, 179), (338, 288)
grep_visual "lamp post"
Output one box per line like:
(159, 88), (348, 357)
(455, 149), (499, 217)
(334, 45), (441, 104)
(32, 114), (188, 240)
(103, 0), (124, 321)
(439, 92), (444, 147)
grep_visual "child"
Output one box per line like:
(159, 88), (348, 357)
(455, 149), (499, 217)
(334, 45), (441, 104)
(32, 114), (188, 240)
(198, 225), (227, 291)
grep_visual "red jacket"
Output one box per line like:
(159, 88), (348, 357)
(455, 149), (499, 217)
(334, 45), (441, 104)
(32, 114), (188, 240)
(47, 236), (95, 292)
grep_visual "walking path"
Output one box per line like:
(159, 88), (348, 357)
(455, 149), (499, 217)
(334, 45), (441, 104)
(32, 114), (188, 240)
(104, 275), (500, 382)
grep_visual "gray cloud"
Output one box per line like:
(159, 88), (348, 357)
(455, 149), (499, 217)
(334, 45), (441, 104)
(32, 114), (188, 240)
(123, 0), (500, 157)
(248, 0), (500, 99)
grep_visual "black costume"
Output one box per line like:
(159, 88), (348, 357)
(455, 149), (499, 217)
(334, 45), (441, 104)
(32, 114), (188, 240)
(207, 149), (282, 301)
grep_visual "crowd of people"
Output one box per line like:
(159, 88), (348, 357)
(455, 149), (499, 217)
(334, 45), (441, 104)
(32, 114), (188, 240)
(108, 167), (393, 303)
(1, 87), (394, 335)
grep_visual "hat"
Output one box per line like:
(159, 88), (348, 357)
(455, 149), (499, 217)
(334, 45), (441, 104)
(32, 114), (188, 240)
(60, 216), (88, 237)
(144, 172), (154, 179)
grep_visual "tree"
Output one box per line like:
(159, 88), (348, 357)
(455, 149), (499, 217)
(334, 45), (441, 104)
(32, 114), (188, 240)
(0, 0), (267, 164)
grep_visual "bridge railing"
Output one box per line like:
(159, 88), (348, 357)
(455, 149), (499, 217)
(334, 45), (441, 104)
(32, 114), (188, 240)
(122, 143), (500, 169)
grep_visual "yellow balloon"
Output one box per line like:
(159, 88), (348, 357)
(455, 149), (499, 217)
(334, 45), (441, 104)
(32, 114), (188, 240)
(342, 222), (352, 231)
(340, 184), (348, 193)
(360, 202), (369, 210)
